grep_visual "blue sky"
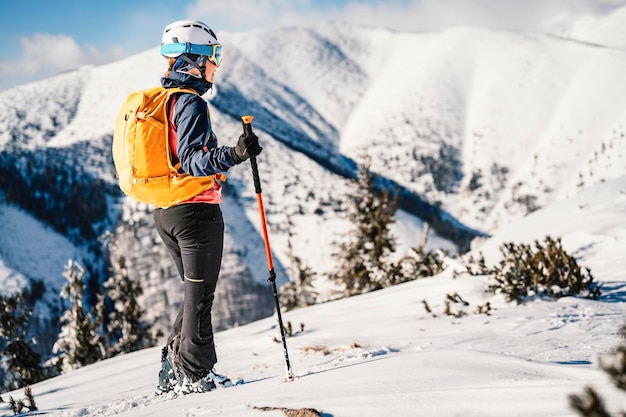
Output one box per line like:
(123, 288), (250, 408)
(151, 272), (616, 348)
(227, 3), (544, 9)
(0, 0), (622, 90)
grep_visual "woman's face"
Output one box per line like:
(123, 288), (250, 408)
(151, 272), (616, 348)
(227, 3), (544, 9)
(203, 60), (218, 83)
(181, 57), (218, 83)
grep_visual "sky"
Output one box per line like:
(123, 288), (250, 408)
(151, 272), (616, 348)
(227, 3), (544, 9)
(0, 0), (625, 91)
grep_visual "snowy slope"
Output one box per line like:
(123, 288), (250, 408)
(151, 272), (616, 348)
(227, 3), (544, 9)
(1, 175), (625, 416)
(0, 205), (84, 352)
(563, 5), (626, 49)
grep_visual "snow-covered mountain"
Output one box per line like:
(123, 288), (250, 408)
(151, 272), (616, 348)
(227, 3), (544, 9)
(0, 19), (625, 368)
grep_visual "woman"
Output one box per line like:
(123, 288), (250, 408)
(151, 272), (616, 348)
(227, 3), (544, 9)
(154, 19), (262, 395)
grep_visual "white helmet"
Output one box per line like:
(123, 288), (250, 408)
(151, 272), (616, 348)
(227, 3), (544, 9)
(160, 20), (220, 59)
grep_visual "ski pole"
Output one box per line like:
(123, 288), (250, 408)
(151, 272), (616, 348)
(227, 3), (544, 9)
(242, 115), (295, 382)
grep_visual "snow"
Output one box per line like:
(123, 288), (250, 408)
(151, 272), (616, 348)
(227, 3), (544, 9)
(2, 175), (625, 416)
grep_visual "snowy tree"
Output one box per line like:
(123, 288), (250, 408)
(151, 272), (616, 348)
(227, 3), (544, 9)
(280, 223), (318, 311)
(53, 260), (106, 372)
(93, 292), (108, 355)
(393, 245), (447, 283)
(0, 292), (45, 390)
(392, 224), (447, 284)
(332, 157), (399, 296)
(104, 253), (155, 355)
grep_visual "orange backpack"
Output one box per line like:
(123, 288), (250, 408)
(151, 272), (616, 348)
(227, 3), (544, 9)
(112, 86), (224, 208)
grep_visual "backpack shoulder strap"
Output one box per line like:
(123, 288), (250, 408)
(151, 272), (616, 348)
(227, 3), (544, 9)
(168, 93), (181, 171)
(165, 87), (203, 173)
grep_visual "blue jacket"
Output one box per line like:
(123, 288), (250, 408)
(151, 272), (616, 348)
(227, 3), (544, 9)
(161, 72), (238, 176)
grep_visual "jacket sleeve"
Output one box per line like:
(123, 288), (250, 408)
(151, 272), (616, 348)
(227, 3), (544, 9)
(173, 94), (238, 176)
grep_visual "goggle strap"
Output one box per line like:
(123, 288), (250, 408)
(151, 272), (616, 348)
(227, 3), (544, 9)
(179, 54), (206, 78)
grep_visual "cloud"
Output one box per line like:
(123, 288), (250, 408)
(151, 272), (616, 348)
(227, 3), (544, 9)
(186, 0), (323, 32)
(21, 34), (89, 74)
(0, 33), (127, 88)
(390, 0), (623, 33)
(185, 0), (626, 35)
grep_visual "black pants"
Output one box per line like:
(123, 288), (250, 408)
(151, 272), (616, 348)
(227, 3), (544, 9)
(154, 203), (224, 379)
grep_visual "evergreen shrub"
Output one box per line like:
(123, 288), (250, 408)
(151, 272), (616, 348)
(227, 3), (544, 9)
(467, 236), (601, 303)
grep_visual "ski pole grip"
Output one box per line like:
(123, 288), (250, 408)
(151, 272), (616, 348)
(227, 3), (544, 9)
(242, 115), (254, 136)
(241, 115), (262, 194)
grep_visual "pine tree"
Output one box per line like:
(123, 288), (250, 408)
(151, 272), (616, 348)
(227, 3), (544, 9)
(0, 292), (45, 391)
(280, 223), (318, 310)
(24, 386), (37, 412)
(53, 260), (105, 372)
(392, 223), (447, 284)
(333, 157), (399, 296)
(93, 292), (110, 358)
(105, 253), (155, 355)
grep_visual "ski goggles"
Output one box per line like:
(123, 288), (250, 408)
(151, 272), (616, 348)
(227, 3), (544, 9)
(161, 42), (223, 66)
